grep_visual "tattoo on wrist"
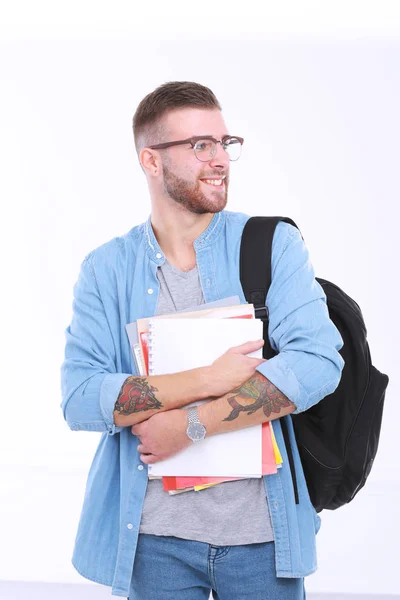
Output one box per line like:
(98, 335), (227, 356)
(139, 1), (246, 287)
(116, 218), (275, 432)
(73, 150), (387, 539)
(223, 372), (292, 422)
(114, 376), (162, 415)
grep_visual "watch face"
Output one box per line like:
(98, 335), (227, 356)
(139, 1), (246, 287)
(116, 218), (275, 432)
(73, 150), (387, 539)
(187, 422), (206, 442)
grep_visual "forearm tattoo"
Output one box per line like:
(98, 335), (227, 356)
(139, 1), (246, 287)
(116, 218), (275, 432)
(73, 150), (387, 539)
(223, 371), (292, 422)
(114, 377), (162, 416)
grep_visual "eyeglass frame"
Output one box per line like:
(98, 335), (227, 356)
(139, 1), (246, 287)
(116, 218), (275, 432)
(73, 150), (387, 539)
(148, 135), (244, 161)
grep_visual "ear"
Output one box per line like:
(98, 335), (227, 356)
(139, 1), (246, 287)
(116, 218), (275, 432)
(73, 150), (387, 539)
(140, 147), (162, 176)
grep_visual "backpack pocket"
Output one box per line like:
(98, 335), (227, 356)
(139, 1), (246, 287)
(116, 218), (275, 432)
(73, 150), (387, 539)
(332, 365), (388, 508)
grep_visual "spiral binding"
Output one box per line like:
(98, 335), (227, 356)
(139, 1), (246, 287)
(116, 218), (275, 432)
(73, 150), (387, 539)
(147, 320), (156, 376)
(132, 344), (146, 376)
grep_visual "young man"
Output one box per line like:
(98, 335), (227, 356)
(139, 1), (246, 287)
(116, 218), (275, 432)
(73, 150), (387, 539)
(61, 81), (345, 599)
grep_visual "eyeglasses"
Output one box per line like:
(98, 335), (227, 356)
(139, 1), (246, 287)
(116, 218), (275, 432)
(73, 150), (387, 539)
(149, 135), (244, 162)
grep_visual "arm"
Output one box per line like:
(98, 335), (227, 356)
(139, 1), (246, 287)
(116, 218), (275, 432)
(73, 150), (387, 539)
(61, 254), (133, 434)
(61, 253), (264, 433)
(197, 224), (345, 431)
(61, 254), (212, 433)
(113, 370), (210, 428)
(114, 337), (265, 427)
(198, 371), (295, 437)
(252, 222), (345, 414)
(135, 372), (295, 464)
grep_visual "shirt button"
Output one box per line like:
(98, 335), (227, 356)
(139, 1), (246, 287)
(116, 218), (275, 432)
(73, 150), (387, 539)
(274, 501), (279, 509)
(156, 253), (162, 259)
(147, 289), (153, 295)
(138, 465), (144, 470)
(206, 279), (211, 286)
(127, 523), (133, 530)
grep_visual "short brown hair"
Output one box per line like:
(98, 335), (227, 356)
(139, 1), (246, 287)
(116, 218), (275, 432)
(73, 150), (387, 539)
(132, 81), (221, 153)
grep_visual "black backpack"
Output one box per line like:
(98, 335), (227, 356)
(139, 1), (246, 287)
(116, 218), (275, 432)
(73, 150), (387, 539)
(240, 216), (389, 512)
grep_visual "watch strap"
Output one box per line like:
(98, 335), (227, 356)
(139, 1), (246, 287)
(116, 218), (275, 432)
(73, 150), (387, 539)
(187, 406), (200, 425)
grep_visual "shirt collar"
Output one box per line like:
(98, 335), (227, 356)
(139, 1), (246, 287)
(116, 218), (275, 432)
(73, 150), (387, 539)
(144, 211), (225, 264)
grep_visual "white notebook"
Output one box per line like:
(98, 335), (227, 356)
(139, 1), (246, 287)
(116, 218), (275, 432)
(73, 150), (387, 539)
(146, 317), (264, 477)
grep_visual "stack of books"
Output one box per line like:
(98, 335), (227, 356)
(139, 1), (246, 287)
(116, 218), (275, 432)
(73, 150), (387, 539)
(126, 297), (283, 495)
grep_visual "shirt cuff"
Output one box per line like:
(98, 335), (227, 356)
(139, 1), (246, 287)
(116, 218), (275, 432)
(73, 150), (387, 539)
(100, 373), (132, 435)
(255, 354), (302, 413)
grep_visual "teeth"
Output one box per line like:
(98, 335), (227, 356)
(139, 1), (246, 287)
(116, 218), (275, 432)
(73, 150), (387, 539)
(204, 179), (223, 186)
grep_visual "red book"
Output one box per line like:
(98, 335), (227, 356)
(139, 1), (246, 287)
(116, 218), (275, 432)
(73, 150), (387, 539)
(162, 423), (277, 492)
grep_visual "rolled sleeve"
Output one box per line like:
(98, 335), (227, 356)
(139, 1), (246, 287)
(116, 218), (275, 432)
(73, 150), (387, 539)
(255, 223), (345, 414)
(100, 373), (132, 435)
(61, 254), (131, 434)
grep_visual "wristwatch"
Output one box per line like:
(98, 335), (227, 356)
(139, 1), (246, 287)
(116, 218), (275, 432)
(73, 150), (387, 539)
(186, 406), (206, 443)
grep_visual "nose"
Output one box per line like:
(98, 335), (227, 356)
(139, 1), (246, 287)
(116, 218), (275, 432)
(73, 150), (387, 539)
(209, 140), (230, 170)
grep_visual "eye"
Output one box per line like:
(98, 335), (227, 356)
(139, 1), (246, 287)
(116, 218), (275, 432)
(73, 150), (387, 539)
(194, 139), (214, 152)
(222, 137), (242, 161)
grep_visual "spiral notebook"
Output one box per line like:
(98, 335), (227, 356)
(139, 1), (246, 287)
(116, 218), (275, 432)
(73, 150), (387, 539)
(146, 317), (264, 477)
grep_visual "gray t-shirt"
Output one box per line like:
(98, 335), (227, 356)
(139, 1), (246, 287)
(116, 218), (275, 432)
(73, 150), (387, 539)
(139, 259), (274, 545)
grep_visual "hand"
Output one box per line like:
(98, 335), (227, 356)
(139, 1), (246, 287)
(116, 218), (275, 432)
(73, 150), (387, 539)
(207, 339), (266, 398)
(131, 409), (191, 464)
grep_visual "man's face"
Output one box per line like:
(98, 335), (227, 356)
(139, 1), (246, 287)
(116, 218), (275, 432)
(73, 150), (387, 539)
(159, 108), (231, 215)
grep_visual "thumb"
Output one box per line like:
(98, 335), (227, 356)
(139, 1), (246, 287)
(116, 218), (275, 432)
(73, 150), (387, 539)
(251, 357), (268, 367)
(229, 339), (265, 355)
(131, 424), (142, 436)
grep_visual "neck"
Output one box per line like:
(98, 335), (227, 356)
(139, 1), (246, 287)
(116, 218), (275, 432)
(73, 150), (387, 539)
(150, 201), (215, 269)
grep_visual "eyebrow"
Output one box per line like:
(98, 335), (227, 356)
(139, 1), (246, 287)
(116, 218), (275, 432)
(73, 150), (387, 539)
(190, 134), (231, 139)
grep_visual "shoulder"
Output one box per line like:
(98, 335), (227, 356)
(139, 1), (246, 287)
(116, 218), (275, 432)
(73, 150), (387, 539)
(271, 220), (308, 280)
(83, 222), (145, 277)
(223, 210), (250, 229)
(272, 220), (301, 261)
(223, 210), (299, 248)
(224, 209), (298, 236)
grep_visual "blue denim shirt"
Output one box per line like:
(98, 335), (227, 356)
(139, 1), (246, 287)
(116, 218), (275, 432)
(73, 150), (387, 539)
(61, 210), (344, 597)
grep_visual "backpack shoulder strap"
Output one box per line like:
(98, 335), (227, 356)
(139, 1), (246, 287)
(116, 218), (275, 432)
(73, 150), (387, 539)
(240, 216), (301, 319)
(240, 216), (303, 505)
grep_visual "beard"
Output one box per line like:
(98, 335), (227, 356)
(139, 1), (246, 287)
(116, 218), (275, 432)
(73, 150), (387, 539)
(162, 163), (229, 215)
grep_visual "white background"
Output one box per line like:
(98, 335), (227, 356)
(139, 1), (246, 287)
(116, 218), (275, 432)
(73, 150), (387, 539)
(1, 1), (399, 597)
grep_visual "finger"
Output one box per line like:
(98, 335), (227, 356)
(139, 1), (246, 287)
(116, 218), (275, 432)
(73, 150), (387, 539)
(248, 357), (268, 367)
(137, 445), (153, 454)
(140, 453), (157, 464)
(229, 339), (265, 354)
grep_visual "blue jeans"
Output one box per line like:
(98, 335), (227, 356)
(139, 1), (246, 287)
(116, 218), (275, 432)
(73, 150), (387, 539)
(128, 534), (306, 599)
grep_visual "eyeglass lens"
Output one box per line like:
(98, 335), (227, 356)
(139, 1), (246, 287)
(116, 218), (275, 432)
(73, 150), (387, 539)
(193, 138), (242, 162)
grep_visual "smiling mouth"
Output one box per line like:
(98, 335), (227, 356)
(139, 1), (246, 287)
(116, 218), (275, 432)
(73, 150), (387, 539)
(200, 176), (226, 188)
